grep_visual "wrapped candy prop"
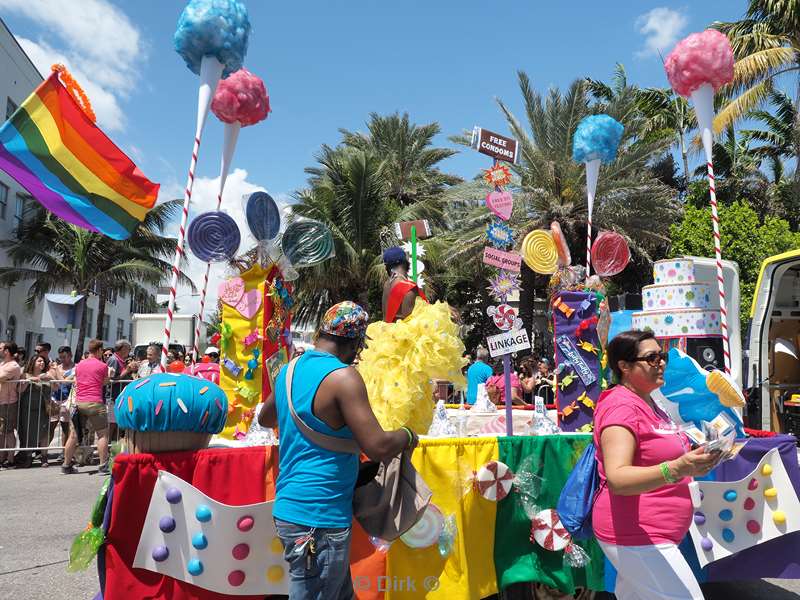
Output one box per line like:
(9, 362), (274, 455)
(186, 211), (241, 262)
(521, 229), (559, 274)
(281, 219), (336, 267)
(191, 68), (270, 367)
(531, 509), (590, 568)
(590, 230), (630, 276)
(550, 221), (571, 267)
(572, 115), (624, 276)
(162, 0), (251, 368)
(665, 29), (735, 375)
(245, 191), (281, 241)
(427, 399), (458, 437)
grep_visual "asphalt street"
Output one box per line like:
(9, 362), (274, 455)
(0, 465), (798, 599)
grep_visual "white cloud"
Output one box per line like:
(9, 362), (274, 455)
(1, 0), (144, 131)
(161, 169), (292, 317)
(635, 7), (688, 58)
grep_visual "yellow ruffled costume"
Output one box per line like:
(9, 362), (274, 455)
(358, 297), (466, 433)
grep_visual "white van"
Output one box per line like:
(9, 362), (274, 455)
(745, 249), (800, 432)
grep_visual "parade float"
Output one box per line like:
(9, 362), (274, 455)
(3, 3), (800, 596)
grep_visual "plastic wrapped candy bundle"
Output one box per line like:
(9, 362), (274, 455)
(174, 0), (251, 78)
(572, 115), (624, 165)
(664, 30), (734, 98)
(211, 68), (270, 126)
(427, 399), (458, 437)
(114, 373), (228, 453)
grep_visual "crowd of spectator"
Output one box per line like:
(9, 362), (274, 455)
(0, 337), (220, 474)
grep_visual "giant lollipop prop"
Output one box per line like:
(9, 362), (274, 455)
(162, 0), (251, 368)
(665, 29), (734, 374)
(572, 115), (623, 276)
(190, 68), (270, 368)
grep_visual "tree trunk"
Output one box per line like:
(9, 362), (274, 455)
(95, 284), (107, 342)
(75, 296), (88, 359)
(518, 262), (536, 360)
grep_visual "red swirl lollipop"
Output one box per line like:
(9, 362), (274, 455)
(591, 231), (630, 276)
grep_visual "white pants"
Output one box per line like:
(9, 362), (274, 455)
(598, 540), (703, 600)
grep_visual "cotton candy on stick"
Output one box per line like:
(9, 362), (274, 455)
(190, 69), (271, 368)
(161, 0), (251, 368)
(665, 29), (734, 374)
(572, 115), (623, 277)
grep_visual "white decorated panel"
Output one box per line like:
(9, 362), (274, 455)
(632, 308), (721, 338)
(642, 283), (712, 311)
(653, 259), (696, 285)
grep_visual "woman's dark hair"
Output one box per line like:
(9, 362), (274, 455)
(25, 355), (50, 375)
(606, 330), (657, 381)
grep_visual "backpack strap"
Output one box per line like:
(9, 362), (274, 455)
(285, 357), (360, 455)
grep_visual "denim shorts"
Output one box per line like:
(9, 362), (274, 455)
(274, 518), (354, 600)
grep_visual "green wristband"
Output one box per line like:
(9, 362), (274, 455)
(660, 461), (677, 484)
(401, 426), (414, 448)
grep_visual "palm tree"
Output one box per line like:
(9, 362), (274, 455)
(713, 1), (800, 137)
(0, 201), (192, 356)
(339, 112), (462, 206)
(450, 71), (679, 343)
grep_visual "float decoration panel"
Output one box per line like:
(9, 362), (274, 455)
(653, 258), (697, 285)
(631, 308), (722, 338)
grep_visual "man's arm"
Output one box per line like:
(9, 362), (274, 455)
(258, 392), (276, 428)
(335, 368), (414, 462)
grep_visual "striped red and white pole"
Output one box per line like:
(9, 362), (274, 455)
(586, 219), (592, 276)
(707, 161), (731, 375)
(161, 135), (201, 368)
(190, 191), (223, 372)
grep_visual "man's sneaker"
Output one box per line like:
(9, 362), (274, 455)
(61, 465), (78, 475)
(97, 463), (110, 475)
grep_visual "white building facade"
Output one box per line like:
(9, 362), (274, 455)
(0, 18), (155, 357)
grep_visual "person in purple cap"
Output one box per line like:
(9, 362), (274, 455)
(259, 300), (417, 600)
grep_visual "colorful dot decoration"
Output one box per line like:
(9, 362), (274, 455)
(159, 516), (176, 533)
(722, 528), (735, 543)
(232, 543), (250, 560)
(748, 478), (758, 491)
(187, 558), (204, 576)
(718, 509), (733, 522)
(195, 505), (212, 522)
(237, 516), (254, 532)
(192, 532), (208, 549)
(266, 565), (285, 583)
(152, 545), (169, 562)
(228, 570), (246, 586)
(746, 520), (761, 534)
(723, 490), (737, 502)
(700, 536), (713, 551)
(773, 510), (787, 525)
(762, 464), (773, 476)
(764, 487), (778, 499)
(166, 488), (182, 504)
(693, 512), (706, 525)
(270, 537), (283, 554)
(743, 497), (756, 511)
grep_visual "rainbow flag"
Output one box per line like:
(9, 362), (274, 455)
(0, 71), (159, 240)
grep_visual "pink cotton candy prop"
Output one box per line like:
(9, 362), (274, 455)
(664, 30), (734, 98)
(211, 68), (270, 126)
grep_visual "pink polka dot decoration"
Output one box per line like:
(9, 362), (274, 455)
(228, 570), (246, 586)
(232, 543), (250, 560)
(743, 497), (755, 511)
(237, 515), (254, 532)
(746, 520), (761, 534)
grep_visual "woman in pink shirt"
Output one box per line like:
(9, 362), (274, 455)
(485, 360), (523, 405)
(594, 330), (719, 599)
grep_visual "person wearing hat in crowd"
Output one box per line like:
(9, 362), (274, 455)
(357, 246), (466, 434)
(204, 346), (220, 363)
(259, 301), (417, 599)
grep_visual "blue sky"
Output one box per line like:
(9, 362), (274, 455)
(0, 0), (745, 312)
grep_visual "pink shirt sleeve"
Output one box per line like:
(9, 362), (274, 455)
(596, 402), (640, 442)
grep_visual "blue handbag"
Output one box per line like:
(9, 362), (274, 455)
(557, 442), (603, 540)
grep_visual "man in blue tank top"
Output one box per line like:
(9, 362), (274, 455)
(259, 301), (417, 600)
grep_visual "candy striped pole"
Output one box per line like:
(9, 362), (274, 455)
(691, 83), (731, 376)
(161, 56), (224, 368)
(706, 161), (731, 374)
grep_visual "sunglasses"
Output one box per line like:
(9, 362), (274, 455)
(632, 351), (669, 367)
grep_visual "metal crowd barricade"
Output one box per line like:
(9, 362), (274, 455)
(0, 378), (135, 462)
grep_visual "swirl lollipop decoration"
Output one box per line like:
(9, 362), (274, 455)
(572, 114), (623, 277)
(187, 211), (241, 262)
(521, 230), (559, 275)
(245, 191), (281, 241)
(162, 0), (251, 368)
(665, 29), (735, 375)
(281, 220), (335, 267)
(590, 231), (630, 277)
(191, 68), (270, 367)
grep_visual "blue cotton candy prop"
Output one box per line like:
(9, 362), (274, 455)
(572, 115), (624, 165)
(654, 349), (744, 436)
(174, 0), (251, 78)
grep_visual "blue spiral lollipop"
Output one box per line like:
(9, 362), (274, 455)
(245, 191), (281, 241)
(572, 115), (624, 164)
(187, 211), (240, 262)
(174, 0), (251, 78)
